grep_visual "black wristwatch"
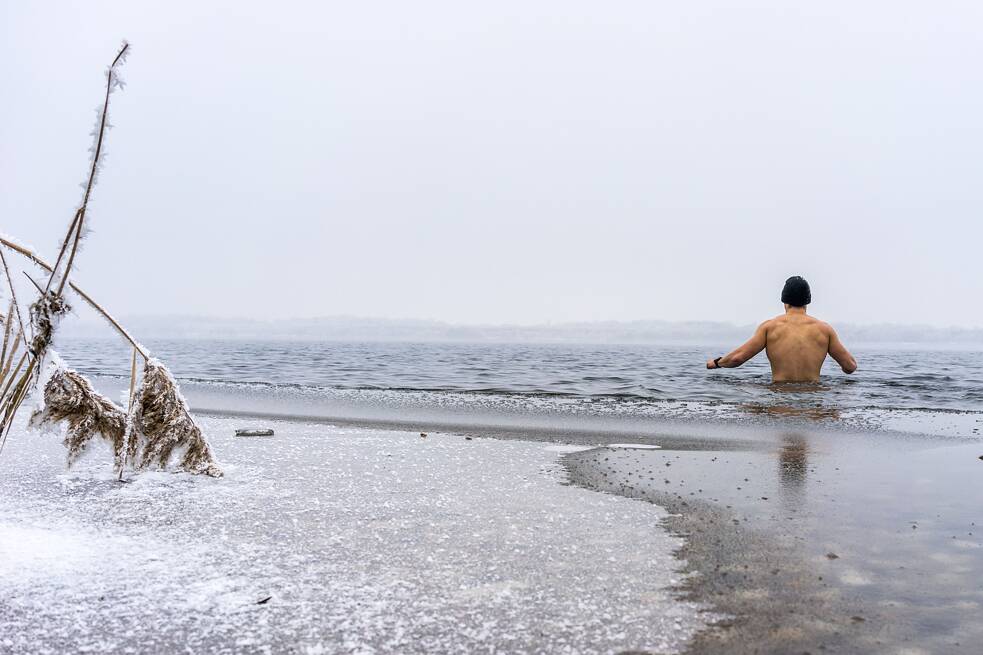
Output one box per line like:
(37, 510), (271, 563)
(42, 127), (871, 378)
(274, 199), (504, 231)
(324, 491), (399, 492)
(712, 356), (723, 369)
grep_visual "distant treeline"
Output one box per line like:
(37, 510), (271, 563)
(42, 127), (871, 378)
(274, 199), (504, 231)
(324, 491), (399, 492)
(60, 315), (983, 348)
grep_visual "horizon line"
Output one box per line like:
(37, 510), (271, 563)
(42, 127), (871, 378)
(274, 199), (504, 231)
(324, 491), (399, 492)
(65, 313), (983, 332)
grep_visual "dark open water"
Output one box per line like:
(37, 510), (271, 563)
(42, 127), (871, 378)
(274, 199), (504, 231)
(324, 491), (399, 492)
(56, 339), (983, 438)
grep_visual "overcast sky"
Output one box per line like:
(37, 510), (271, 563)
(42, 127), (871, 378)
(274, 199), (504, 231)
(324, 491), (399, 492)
(2, 1), (981, 327)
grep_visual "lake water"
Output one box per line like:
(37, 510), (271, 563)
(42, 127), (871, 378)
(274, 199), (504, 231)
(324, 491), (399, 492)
(13, 338), (981, 653)
(55, 339), (983, 439)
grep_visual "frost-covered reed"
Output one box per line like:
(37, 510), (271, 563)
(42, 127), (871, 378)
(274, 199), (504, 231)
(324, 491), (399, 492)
(0, 41), (222, 477)
(29, 356), (222, 477)
(30, 359), (127, 468)
(125, 360), (222, 477)
(0, 42), (130, 444)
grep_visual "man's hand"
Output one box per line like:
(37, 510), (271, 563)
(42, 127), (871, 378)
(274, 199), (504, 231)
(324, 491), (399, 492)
(706, 358), (720, 369)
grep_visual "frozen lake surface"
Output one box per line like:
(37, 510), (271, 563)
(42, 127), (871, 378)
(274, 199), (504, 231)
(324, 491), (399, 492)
(0, 416), (710, 654)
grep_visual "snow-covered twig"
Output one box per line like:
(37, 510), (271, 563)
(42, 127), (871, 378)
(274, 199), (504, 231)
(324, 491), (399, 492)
(0, 236), (149, 360)
(49, 41), (129, 296)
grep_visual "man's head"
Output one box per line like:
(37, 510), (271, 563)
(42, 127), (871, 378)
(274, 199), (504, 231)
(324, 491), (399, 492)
(781, 276), (811, 307)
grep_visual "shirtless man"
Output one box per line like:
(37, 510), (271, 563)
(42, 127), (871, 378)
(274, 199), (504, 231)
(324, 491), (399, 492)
(706, 276), (857, 382)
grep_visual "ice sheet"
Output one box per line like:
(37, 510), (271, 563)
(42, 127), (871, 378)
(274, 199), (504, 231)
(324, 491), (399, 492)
(0, 417), (711, 654)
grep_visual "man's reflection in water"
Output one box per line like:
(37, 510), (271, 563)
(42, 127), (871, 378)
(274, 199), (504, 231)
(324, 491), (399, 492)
(741, 383), (841, 421)
(769, 381), (830, 394)
(742, 403), (841, 421)
(778, 433), (809, 510)
(735, 387), (835, 510)
(779, 434), (809, 485)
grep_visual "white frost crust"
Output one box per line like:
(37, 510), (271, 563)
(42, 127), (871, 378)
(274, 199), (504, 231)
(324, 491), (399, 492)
(0, 418), (713, 653)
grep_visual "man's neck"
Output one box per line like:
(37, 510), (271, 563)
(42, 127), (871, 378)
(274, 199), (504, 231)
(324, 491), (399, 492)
(785, 306), (808, 316)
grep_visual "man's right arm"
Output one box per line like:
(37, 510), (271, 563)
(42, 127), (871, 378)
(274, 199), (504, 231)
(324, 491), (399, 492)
(707, 321), (769, 369)
(827, 326), (857, 374)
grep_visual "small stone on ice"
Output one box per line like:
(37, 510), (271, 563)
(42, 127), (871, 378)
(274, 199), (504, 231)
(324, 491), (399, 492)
(235, 429), (274, 437)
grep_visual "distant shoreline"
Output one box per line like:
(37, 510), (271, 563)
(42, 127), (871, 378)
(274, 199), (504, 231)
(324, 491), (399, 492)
(59, 317), (983, 349)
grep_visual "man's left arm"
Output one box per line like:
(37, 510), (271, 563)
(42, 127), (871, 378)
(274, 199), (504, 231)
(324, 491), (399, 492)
(707, 321), (768, 369)
(827, 326), (857, 374)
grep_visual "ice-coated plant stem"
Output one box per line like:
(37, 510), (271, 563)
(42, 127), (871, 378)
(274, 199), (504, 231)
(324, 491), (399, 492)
(0, 303), (13, 379)
(0, 237), (148, 360)
(49, 41), (129, 296)
(0, 248), (28, 340)
(119, 345), (139, 480)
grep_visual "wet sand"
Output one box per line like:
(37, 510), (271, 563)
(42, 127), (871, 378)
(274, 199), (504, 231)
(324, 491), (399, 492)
(564, 426), (983, 654)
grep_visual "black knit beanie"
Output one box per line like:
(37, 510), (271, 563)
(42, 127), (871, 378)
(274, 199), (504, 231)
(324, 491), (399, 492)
(781, 276), (811, 307)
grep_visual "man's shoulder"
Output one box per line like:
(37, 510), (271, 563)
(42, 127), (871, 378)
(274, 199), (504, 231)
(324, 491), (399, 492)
(766, 314), (833, 332)
(765, 314), (792, 327)
(800, 315), (836, 338)
(757, 316), (780, 331)
(809, 316), (835, 332)
(757, 316), (785, 336)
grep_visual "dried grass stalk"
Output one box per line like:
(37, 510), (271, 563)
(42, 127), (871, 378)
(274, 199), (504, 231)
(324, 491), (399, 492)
(128, 359), (222, 477)
(0, 319), (19, 385)
(0, 247), (29, 406)
(50, 41), (129, 297)
(0, 302), (13, 368)
(0, 237), (148, 360)
(29, 365), (126, 468)
(0, 247), (29, 342)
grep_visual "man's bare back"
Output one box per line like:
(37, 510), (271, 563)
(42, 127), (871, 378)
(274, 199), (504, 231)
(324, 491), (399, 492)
(706, 276), (857, 382)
